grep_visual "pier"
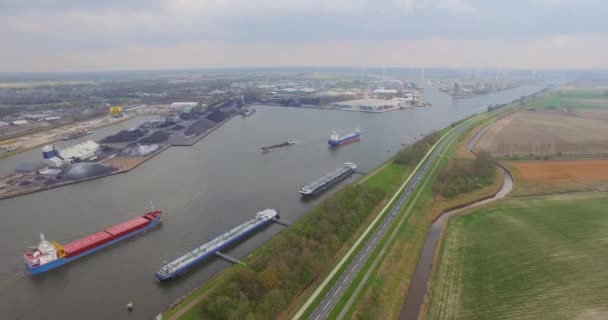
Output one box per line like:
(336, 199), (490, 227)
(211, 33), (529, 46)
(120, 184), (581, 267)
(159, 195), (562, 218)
(272, 218), (291, 226)
(215, 252), (245, 265)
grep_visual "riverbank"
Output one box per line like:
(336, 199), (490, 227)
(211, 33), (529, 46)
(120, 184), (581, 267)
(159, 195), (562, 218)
(337, 113), (497, 320)
(161, 153), (416, 319)
(0, 114), (138, 160)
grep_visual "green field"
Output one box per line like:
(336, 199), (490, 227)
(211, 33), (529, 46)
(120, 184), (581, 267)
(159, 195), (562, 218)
(428, 192), (608, 320)
(532, 88), (608, 110)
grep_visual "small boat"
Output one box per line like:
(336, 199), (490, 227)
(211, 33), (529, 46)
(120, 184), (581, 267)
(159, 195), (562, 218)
(126, 302), (134, 311)
(260, 140), (295, 153)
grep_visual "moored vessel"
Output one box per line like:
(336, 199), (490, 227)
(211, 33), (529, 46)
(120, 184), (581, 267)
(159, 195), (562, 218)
(155, 209), (279, 280)
(299, 162), (357, 197)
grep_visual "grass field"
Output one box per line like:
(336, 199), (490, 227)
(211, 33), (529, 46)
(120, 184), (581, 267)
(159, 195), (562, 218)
(428, 192), (608, 320)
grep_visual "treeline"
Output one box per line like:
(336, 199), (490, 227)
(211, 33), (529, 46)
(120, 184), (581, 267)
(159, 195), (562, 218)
(395, 131), (441, 165)
(201, 185), (385, 320)
(434, 151), (496, 199)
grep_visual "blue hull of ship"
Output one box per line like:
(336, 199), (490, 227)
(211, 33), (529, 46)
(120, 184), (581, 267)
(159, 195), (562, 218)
(156, 218), (274, 280)
(26, 216), (161, 275)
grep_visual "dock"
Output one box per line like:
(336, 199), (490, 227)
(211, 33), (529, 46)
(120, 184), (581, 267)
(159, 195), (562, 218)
(215, 252), (245, 265)
(272, 218), (291, 226)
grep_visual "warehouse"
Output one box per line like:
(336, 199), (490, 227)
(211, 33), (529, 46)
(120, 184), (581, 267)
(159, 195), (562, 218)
(328, 98), (404, 113)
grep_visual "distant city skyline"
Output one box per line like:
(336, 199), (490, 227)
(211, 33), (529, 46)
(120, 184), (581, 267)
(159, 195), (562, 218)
(2, 0), (608, 72)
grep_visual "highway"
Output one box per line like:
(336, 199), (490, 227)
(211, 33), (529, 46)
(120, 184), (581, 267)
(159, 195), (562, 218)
(301, 117), (479, 320)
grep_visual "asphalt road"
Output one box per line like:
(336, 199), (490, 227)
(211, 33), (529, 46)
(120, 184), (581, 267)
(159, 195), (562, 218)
(308, 122), (472, 320)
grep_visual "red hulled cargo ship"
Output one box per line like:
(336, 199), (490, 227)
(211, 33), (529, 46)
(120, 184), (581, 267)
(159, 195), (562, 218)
(24, 210), (162, 275)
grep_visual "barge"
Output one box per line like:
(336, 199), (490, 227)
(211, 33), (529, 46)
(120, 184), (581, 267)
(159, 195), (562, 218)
(155, 209), (279, 280)
(299, 162), (357, 197)
(260, 140), (295, 153)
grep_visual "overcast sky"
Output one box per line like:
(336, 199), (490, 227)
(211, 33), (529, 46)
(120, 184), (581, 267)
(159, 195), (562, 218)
(1, 0), (607, 72)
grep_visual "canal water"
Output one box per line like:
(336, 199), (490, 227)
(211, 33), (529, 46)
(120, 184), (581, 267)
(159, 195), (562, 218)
(0, 85), (541, 319)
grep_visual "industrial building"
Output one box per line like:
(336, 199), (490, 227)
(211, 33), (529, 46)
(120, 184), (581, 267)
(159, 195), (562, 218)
(328, 98), (405, 113)
(42, 140), (100, 167)
(170, 102), (198, 111)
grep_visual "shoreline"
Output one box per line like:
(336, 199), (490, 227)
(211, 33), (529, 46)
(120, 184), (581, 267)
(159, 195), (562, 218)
(0, 112), (237, 201)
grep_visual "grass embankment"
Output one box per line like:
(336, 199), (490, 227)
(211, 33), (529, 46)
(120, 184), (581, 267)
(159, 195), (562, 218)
(427, 192), (608, 320)
(165, 161), (414, 320)
(346, 114), (508, 320)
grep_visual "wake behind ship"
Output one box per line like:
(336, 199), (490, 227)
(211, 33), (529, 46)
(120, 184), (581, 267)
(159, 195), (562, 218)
(155, 209), (279, 280)
(328, 129), (361, 147)
(24, 210), (162, 275)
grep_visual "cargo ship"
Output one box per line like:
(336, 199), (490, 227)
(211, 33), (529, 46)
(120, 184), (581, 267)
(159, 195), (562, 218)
(61, 130), (94, 141)
(328, 129), (361, 147)
(299, 162), (357, 197)
(155, 209), (279, 280)
(260, 140), (295, 153)
(24, 210), (162, 275)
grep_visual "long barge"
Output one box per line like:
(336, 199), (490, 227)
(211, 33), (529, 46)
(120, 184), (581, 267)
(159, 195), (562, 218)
(260, 140), (295, 153)
(24, 210), (162, 275)
(299, 162), (357, 197)
(155, 209), (279, 280)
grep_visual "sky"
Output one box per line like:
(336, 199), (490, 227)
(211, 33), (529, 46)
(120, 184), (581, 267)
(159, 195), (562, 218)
(1, 0), (607, 72)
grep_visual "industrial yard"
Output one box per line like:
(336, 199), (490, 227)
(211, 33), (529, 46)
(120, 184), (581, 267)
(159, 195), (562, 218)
(0, 98), (241, 200)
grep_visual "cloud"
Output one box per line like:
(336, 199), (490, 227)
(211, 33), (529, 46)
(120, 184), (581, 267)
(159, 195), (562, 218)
(3, 35), (608, 72)
(437, 0), (475, 13)
(1, 0), (608, 71)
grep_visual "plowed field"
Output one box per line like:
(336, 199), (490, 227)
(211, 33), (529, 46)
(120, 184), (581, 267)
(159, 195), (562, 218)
(474, 109), (608, 157)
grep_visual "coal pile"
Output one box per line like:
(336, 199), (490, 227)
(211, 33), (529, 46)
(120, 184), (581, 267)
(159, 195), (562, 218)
(100, 128), (148, 143)
(99, 145), (114, 152)
(43, 179), (59, 186)
(34, 176), (46, 181)
(140, 121), (162, 129)
(206, 110), (229, 122)
(19, 181), (32, 186)
(171, 124), (185, 131)
(117, 143), (160, 157)
(185, 119), (217, 136)
(158, 116), (181, 128)
(57, 163), (118, 181)
(179, 112), (199, 120)
(139, 130), (170, 143)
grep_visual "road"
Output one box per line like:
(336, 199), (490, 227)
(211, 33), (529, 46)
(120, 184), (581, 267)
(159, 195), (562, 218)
(300, 116), (480, 320)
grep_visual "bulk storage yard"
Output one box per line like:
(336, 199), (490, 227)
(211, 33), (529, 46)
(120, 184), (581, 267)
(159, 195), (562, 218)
(0, 98), (242, 200)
